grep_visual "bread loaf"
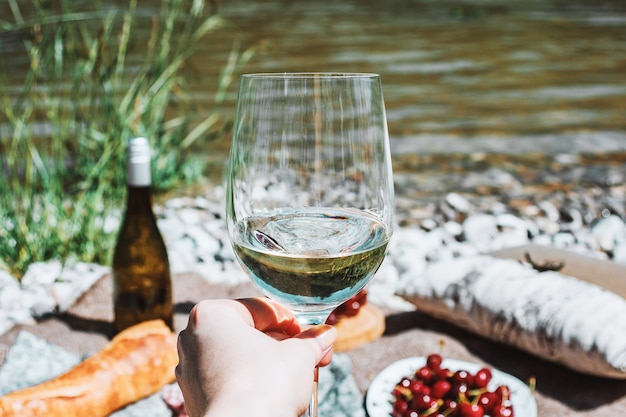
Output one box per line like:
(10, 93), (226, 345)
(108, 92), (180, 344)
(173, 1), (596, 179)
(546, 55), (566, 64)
(333, 304), (386, 353)
(0, 320), (178, 416)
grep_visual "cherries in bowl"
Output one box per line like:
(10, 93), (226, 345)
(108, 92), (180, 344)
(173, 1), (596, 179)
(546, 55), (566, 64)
(366, 354), (537, 417)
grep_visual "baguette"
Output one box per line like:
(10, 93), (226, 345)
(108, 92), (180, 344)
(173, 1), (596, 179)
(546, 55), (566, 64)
(0, 320), (178, 417)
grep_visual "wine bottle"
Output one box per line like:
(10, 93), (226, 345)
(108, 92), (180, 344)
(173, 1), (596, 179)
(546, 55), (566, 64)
(112, 137), (173, 335)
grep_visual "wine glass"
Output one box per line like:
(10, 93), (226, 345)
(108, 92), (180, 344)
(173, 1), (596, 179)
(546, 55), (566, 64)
(225, 73), (394, 417)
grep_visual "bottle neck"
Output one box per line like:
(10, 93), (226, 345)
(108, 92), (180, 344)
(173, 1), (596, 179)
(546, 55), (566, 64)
(125, 185), (154, 214)
(124, 137), (154, 215)
(127, 161), (151, 187)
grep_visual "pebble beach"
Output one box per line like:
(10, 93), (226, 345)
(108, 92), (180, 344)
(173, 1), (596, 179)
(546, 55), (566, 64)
(2, 153), (625, 336)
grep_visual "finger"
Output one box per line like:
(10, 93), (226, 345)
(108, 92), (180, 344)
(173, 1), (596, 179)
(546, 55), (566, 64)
(237, 298), (301, 336)
(294, 324), (337, 367)
(176, 305), (199, 372)
(175, 327), (192, 401)
(185, 299), (245, 328)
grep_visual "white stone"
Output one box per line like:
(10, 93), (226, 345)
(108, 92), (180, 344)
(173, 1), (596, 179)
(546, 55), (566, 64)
(388, 227), (431, 274)
(443, 221), (463, 238)
(163, 197), (188, 210)
(553, 232), (577, 248)
(103, 213), (121, 234)
(591, 215), (626, 251)
(159, 215), (188, 242)
(218, 240), (238, 262)
(445, 192), (471, 213)
(367, 260), (414, 311)
(534, 216), (561, 235)
(186, 227), (221, 255)
(497, 213), (530, 232)
(177, 207), (204, 225)
(0, 270), (19, 292)
(21, 261), (62, 288)
(193, 196), (214, 211)
(538, 201), (560, 222)
(532, 234), (554, 246)
(490, 232), (528, 251)
(559, 208), (583, 232)
(420, 218), (438, 231)
(463, 214), (498, 246)
(0, 284), (36, 329)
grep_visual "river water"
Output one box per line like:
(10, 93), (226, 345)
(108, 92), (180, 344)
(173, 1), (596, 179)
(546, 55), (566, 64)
(195, 0), (626, 158)
(2, 0), (626, 169)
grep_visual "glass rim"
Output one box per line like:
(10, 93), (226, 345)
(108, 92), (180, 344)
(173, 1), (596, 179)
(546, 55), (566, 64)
(241, 72), (380, 79)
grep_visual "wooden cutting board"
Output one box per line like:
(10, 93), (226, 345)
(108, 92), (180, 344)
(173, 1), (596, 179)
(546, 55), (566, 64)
(489, 244), (626, 299)
(333, 304), (386, 353)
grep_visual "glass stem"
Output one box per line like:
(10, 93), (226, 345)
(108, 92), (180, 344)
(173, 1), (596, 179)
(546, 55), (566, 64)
(302, 366), (319, 417)
(295, 309), (334, 417)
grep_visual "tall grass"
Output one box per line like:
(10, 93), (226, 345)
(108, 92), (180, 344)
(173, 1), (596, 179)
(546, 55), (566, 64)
(0, 0), (252, 279)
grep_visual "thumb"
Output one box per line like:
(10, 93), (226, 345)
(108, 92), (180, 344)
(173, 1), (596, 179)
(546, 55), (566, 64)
(295, 325), (337, 367)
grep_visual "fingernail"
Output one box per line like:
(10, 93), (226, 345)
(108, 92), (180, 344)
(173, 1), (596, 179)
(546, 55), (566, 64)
(298, 324), (337, 347)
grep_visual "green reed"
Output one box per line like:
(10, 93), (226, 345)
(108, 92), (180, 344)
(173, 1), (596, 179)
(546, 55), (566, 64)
(0, 0), (252, 279)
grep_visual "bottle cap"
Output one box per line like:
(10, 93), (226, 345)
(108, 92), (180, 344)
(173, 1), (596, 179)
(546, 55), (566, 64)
(127, 137), (152, 186)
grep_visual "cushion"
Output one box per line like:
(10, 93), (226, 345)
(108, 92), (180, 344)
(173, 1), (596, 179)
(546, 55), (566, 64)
(397, 254), (626, 379)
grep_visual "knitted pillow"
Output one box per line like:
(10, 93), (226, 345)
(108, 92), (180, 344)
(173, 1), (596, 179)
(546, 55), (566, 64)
(397, 255), (626, 379)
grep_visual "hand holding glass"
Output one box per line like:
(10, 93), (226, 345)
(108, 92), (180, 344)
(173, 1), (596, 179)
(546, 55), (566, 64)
(226, 73), (394, 417)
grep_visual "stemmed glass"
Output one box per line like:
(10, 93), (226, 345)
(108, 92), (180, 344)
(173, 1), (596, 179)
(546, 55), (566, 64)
(226, 73), (395, 417)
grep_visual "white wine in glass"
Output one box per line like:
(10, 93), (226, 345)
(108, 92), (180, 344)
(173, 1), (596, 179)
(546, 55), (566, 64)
(226, 73), (394, 417)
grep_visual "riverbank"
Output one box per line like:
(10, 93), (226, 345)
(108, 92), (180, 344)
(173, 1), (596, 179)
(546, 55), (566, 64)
(2, 0), (626, 284)
(2, 159), (625, 337)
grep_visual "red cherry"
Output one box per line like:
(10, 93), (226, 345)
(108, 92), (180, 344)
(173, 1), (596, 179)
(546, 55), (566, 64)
(434, 367), (453, 381)
(412, 393), (437, 412)
(495, 385), (512, 407)
(326, 290), (367, 323)
(459, 402), (484, 417)
(355, 289), (367, 304)
(431, 379), (452, 399)
(453, 369), (474, 386)
(415, 366), (434, 383)
(493, 406), (515, 417)
(325, 312), (338, 325)
(344, 299), (361, 316)
(393, 399), (409, 414)
(426, 353), (443, 371)
(473, 368), (492, 389)
(409, 380), (429, 396)
(392, 385), (411, 400)
(478, 391), (498, 413)
(448, 382), (469, 399)
(443, 398), (460, 416)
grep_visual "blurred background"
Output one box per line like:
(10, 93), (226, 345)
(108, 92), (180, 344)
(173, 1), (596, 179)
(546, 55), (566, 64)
(202, 0), (626, 149)
(1, 0), (625, 276)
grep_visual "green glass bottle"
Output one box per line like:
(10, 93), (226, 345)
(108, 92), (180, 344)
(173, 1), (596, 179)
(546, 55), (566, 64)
(112, 137), (173, 334)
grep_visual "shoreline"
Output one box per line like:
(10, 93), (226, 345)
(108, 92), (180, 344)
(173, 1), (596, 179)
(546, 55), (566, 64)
(390, 131), (626, 156)
(1, 161), (625, 337)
